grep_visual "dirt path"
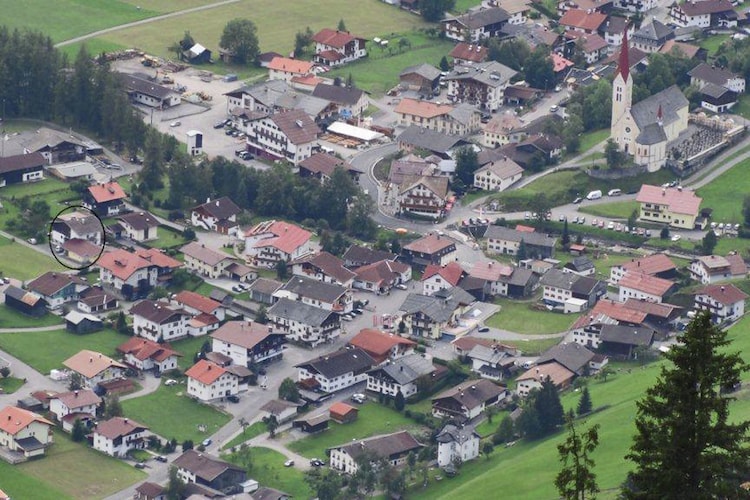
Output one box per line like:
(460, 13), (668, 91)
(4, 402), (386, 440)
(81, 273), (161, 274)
(54, 0), (241, 48)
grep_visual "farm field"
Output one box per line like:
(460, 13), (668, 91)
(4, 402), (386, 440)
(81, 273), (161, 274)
(696, 156), (750, 225)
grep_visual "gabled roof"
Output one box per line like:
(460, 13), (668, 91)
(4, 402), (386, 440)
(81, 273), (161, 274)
(541, 268), (579, 291)
(173, 449), (244, 482)
(395, 98), (454, 119)
(62, 238), (101, 259)
(623, 298), (681, 318)
(537, 342), (595, 374)
(268, 297), (337, 327)
(95, 416), (148, 440)
(485, 225), (557, 248)
(353, 259), (410, 286)
(342, 245), (396, 265)
(397, 125), (469, 154)
(4, 285), (43, 307)
(467, 344), (515, 368)
(248, 220), (312, 255)
(400, 63), (441, 81)
(64, 310), (102, 326)
(468, 261), (514, 281)
(436, 423), (480, 444)
(630, 85), (689, 132)
(689, 62), (742, 88)
(180, 242), (233, 267)
(298, 152), (360, 178)
(432, 379), (505, 410)
(634, 19), (674, 42)
(87, 182), (126, 203)
(450, 42), (489, 63)
(295, 348), (375, 379)
(27, 271), (85, 297)
(349, 329), (416, 361)
(260, 399), (302, 416)
(117, 337), (181, 362)
(191, 197), (241, 220)
(63, 350), (126, 379)
(516, 361), (575, 386)
(446, 61), (518, 88)
(619, 271), (674, 297)
(571, 299), (647, 330)
(0, 406), (53, 436)
(186, 359), (230, 385)
(403, 233), (455, 254)
(617, 253), (676, 276)
(174, 290), (222, 315)
(279, 275), (348, 303)
(399, 175), (449, 198)
(475, 156), (524, 180)
(98, 249), (154, 281)
(446, 7), (510, 30)
(636, 184), (701, 216)
(675, 0), (734, 16)
(0, 152), (46, 176)
(399, 287), (475, 323)
(696, 283), (748, 305)
(134, 248), (182, 269)
(329, 401), (358, 418)
(117, 73), (177, 100)
(311, 83), (365, 105)
(247, 277), (284, 296)
(311, 28), (363, 48)
(331, 430), (422, 461)
(50, 389), (101, 410)
(599, 324), (654, 346)
(292, 251), (356, 284)
(660, 40), (701, 58)
(484, 113), (524, 135)
(117, 211), (159, 231)
(559, 8), (607, 31)
(422, 262), (465, 286)
(368, 354), (436, 385)
(268, 57), (315, 74)
(211, 321), (281, 350)
(269, 109), (320, 145)
(130, 300), (189, 325)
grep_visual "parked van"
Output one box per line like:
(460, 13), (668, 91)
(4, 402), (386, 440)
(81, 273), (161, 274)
(607, 188), (622, 197)
(586, 190), (602, 200)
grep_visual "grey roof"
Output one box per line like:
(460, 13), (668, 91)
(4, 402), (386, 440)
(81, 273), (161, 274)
(688, 63), (740, 88)
(191, 197), (240, 220)
(445, 61), (518, 88)
(599, 324), (654, 347)
(342, 245), (396, 265)
(515, 114), (563, 136)
(273, 92), (330, 118)
(331, 431), (423, 461)
(467, 344), (515, 367)
(117, 73), (177, 100)
(701, 82), (734, 99)
(247, 277), (283, 296)
(279, 275), (347, 303)
(537, 342), (595, 374)
(228, 79), (329, 116)
(295, 348), (375, 379)
(448, 103), (479, 126)
(432, 379), (506, 410)
(21, 128), (84, 153)
(484, 225), (557, 248)
(397, 126), (469, 154)
(399, 287), (474, 323)
(504, 267), (535, 287)
(4, 285), (43, 306)
(267, 297), (336, 327)
(117, 211), (159, 231)
(173, 450), (244, 483)
(311, 83), (365, 105)
(541, 268), (577, 291)
(603, 16), (629, 34)
(570, 275), (602, 296)
(446, 7), (510, 30)
(399, 63), (441, 81)
(633, 19), (673, 43)
(368, 354), (435, 385)
(436, 423), (480, 444)
(630, 85), (688, 132)
(566, 256), (594, 273)
(636, 123), (668, 146)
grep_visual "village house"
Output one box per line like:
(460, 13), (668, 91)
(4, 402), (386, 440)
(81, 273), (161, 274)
(352, 259), (412, 294)
(618, 271), (676, 303)
(636, 185), (702, 229)
(65, 311), (103, 334)
(436, 424), (481, 468)
(443, 7), (510, 42)
(445, 61), (518, 112)
(292, 251), (356, 287)
(397, 175), (450, 220)
(0, 152), (45, 187)
(537, 342), (605, 376)
(631, 19), (675, 52)
(298, 152), (362, 183)
(50, 211), (103, 247)
(669, 0), (736, 28)
(180, 242), (235, 279)
(557, 0), (613, 16)
(399, 287), (476, 339)
(244, 219), (313, 268)
(613, 0), (655, 12)
(493, 0), (533, 24)
(211, 320), (287, 367)
(432, 379), (507, 420)
(295, 348), (375, 393)
(311, 28), (367, 66)
(366, 353), (438, 398)
(135, 248), (183, 285)
(267, 57), (316, 83)
(224, 80), (333, 122)
(348, 329), (417, 365)
(267, 297), (341, 347)
(4, 286), (46, 317)
(421, 262), (465, 296)
(293, 413), (330, 434)
(694, 283), (748, 324)
(399, 63), (442, 95)
(689, 62), (745, 94)
(690, 253), (748, 284)
(473, 156), (523, 191)
(93, 417), (149, 457)
(466, 260), (514, 297)
(610, 253), (677, 284)
(311, 83), (368, 119)
(173, 290), (225, 321)
(329, 401), (359, 424)
(274, 275), (353, 314)
(117, 73), (181, 109)
(49, 389), (102, 432)
(185, 359), (240, 401)
(396, 126), (471, 159)
(246, 109), (320, 165)
(174, 449), (247, 492)
(563, 256), (596, 277)
(117, 337), (181, 373)
(450, 42), (489, 65)
(97, 249), (159, 300)
(329, 431), (423, 474)
(559, 8), (607, 35)
(190, 197), (241, 235)
(247, 278), (283, 305)
(130, 300), (192, 342)
(597, 324), (655, 359)
(395, 98), (480, 136)
(467, 343), (516, 381)
(259, 399), (301, 424)
(401, 233), (457, 270)
(116, 211), (159, 242)
(0, 406), (54, 459)
(481, 113), (524, 147)
(133, 482), (165, 500)
(62, 350), (127, 389)
(26, 271), (88, 310)
(21, 128), (86, 164)
(485, 225), (557, 259)
(541, 269), (607, 310)
(82, 181), (127, 217)
(516, 361), (575, 397)
(565, 31), (609, 64)
(343, 245), (397, 269)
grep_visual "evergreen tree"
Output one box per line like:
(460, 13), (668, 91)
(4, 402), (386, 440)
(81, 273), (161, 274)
(420, 0), (456, 22)
(264, 414), (279, 438)
(275, 260), (288, 280)
(517, 239), (528, 262)
(556, 419), (600, 500)
(439, 56), (450, 72)
(624, 311), (750, 498)
(660, 226), (670, 240)
(482, 442), (494, 460)
(68, 372), (83, 391)
(255, 306), (268, 324)
(337, 19), (347, 32)
(493, 415), (515, 444)
(166, 465), (186, 500)
(701, 230), (717, 255)
(577, 386), (592, 416)
(395, 390), (405, 411)
(454, 146), (479, 186)
(743, 195), (750, 227)
(103, 395), (123, 419)
(71, 418), (86, 442)
(562, 219), (570, 248)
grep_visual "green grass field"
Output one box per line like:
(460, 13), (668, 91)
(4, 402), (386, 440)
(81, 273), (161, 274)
(172, 335), (209, 371)
(700, 33), (731, 56)
(0, 376), (25, 394)
(554, 251), (640, 281)
(20, 432), (145, 499)
(0, 236), (67, 281)
(147, 227), (190, 249)
(0, 328), (127, 374)
(696, 156), (750, 225)
(578, 200), (639, 220)
(221, 421), (267, 450)
(288, 403), (425, 459)
(577, 129), (610, 156)
(227, 447), (313, 499)
(486, 298), (577, 334)
(0, 458), (68, 499)
(121, 383), (231, 442)
(0, 304), (65, 329)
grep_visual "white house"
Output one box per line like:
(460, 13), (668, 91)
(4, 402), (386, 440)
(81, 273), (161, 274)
(274, 275), (353, 314)
(295, 348), (375, 394)
(130, 300), (192, 342)
(267, 57), (316, 83)
(436, 424), (480, 468)
(431, 379), (507, 420)
(185, 360), (239, 402)
(116, 211), (159, 242)
(690, 254), (748, 284)
(244, 220), (313, 268)
(190, 197), (241, 235)
(618, 271), (675, 303)
(267, 298), (341, 348)
(210, 320), (287, 367)
(0, 406), (54, 459)
(97, 249), (160, 300)
(172, 290), (226, 322)
(421, 262), (465, 296)
(443, 7), (510, 42)
(467, 344), (516, 381)
(117, 73), (181, 108)
(50, 211), (103, 247)
(116, 337), (181, 373)
(365, 354), (437, 398)
(246, 109), (320, 166)
(516, 361), (575, 397)
(92, 417), (149, 457)
(329, 431), (423, 475)
(694, 283), (748, 324)
(669, 0), (736, 28)
(62, 350), (127, 389)
(180, 242), (236, 280)
(49, 390), (102, 431)
(311, 29), (367, 66)
(473, 157), (523, 191)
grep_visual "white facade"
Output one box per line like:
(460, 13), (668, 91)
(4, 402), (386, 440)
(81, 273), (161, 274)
(694, 293), (746, 323)
(0, 419), (52, 457)
(437, 432), (479, 467)
(133, 312), (190, 343)
(614, 0), (657, 12)
(246, 117), (316, 166)
(187, 371), (239, 401)
(99, 266), (158, 293)
(447, 79), (505, 112)
(296, 366), (365, 393)
(183, 254), (232, 279)
(270, 314), (340, 348)
(93, 427), (148, 457)
(618, 285), (663, 303)
(422, 274), (454, 297)
(473, 166), (522, 192)
(516, 378), (543, 397)
(366, 375), (418, 398)
(543, 284), (573, 305)
(49, 395), (99, 422)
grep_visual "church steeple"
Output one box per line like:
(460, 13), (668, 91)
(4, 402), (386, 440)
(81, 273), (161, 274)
(617, 27), (630, 81)
(611, 26), (634, 153)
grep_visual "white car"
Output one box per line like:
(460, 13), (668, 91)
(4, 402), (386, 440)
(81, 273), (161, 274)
(169, 120), (181, 127)
(284, 459), (295, 467)
(164, 379), (178, 386)
(671, 234), (682, 242)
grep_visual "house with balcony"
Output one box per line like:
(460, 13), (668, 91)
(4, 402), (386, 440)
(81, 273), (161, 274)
(244, 219), (313, 268)
(348, 329), (417, 365)
(246, 109), (320, 165)
(669, 0), (736, 28)
(537, 341), (605, 376)
(298, 152), (363, 183)
(26, 271), (88, 310)
(610, 253), (677, 285)
(267, 297), (341, 347)
(395, 99), (480, 136)
(115, 211), (159, 242)
(401, 233), (457, 271)
(432, 379), (507, 420)
(329, 431), (423, 475)
(467, 260), (536, 298)
(366, 354), (438, 398)
(694, 283), (747, 324)
(618, 271), (676, 303)
(268, 57), (316, 83)
(173, 290), (226, 322)
(0, 152), (45, 187)
(397, 175), (450, 220)
(473, 156), (523, 191)
(211, 320), (287, 367)
(130, 300), (192, 342)
(352, 259), (412, 294)
(311, 83), (368, 119)
(180, 242), (236, 280)
(274, 275), (352, 314)
(467, 344), (517, 381)
(62, 350), (127, 389)
(291, 251), (356, 287)
(0, 406), (54, 459)
(445, 61), (518, 112)
(450, 42), (489, 65)
(690, 253), (748, 284)
(190, 197), (241, 235)
(398, 287), (476, 339)
(50, 211), (103, 247)
(97, 249), (161, 300)
(559, 8), (607, 35)
(343, 245), (397, 269)
(631, 19), (675, 52)
(614, 0), (657, 12)
(311, 29), (367, 66)
(443, 7), (510, 42)
(436, 424), (480, 469)
(93, 417), (149, 457)
(185, 360), (240, 401)
(49, 389), (102, 432)
(516, 362), (575, 397)
(636, 185), (702, 230)
(174, 450), (247, 492)
(117, 337), (181, 373)
(82, 181), (126, 217)
(421, 262), (465, 296)
(295, 348), (375, 393)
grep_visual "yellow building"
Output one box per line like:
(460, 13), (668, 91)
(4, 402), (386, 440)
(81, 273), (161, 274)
(636, 184), (702, 229)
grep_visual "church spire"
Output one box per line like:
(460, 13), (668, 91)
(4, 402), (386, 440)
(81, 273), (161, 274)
(617, 26), (630, 81)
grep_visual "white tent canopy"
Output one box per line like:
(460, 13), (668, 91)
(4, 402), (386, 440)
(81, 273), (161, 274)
(326, 121), (384, 143)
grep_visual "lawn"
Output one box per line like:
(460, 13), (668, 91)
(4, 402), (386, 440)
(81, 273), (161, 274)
(288, 402), (425, 459)
(172, 334), (211, 371)
(696, 156), (750, 224)
(554, 251), (640, 282)
(226, 447), (313, 499)
(474, 411), (508, 438)
(577, 129), (610, 156)
(122, 383), (231, 442)
(0, 328), (127, 375)
(499, 337), (562, 355)
(0, 459), (68, 499)
(0, 376), (25, 394)
(578, 200), (639, 220)
(452, 0), (483, 13)
(20, 432), (145, 499)
(147, 227), (189, 249)
(0, 303), (65, 329)
(0, 177), (70, 198)
(221, 421), (267, 450)
(700, 33), (731, 56)
(486, 298), (577, 334)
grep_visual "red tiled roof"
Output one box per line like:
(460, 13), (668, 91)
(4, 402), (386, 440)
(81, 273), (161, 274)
(659, 40), (701, 58)
(636, 184), (702, 216)
(517, 361), (574, 386)
(87, 181), (126, 203)
(726, 253), (748, 276)
(395, 98), (454, 119)
(403, 233), (454, 255)
(422, 262), (464, 286)
(252, 220), (312, 255)
(174, 290), (221, 315)
(619, 271), (674, 297)
(134, 248), (182, 269)
(468, 261), (513, 281)
(117, 337), (181, 362)
(329, 401), (358, 418)
(62, 238), (101, 259)
(623, 298), (681, 318)
(312, 28), (360, 48)
(619, 253), (676, 276)
(566, 31), (608, 52)
(559, 8), (607, 31)
(317, 49), (344, 62)
(515, 224), (535, 233)
(571, 299), (648, 329)
(52, 389), (102, 409)
(696, 283), (748, 305)
(268, 57), (314, 74)
(186, 359), (228, 385)
(211, 320), (275, 349)
(95, 416), (147, 440)
(0, 406), (53, 436)
(98, 249), (153, 281)
(450, 42), (489, 63)
(551, 52), (575, 73)
(349, 329), (416, 363)
(354, 260), (410, 286)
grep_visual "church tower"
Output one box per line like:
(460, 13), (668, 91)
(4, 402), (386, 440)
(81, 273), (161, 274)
(610, 28), (633, 152)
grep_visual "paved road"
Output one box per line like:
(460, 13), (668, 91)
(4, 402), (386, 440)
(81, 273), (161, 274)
(0, 348), (67, 408)
(0, 324), (64, 333)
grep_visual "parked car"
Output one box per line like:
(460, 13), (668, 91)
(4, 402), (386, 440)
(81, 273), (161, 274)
(351, 393), (366, 404)
(155, 455), (168, 463)
(341, 314), (354, 321)
(395, 283), (408, 290)
(284, 459), (295, 467)
(578, 217), (585, 225)
(227, 395), (240, 403)
(310, 458), (325, 467)
(550, 104), (559, 112)
(202, 438), (212, 447)
(478, 326), (490, 333)
(671, 234), (682, 242)
(214, 120), (226, 129)
(572, 197), (582, 204)
(169, 120), (181, 127)
(164, 379), (178, 386)
(135, 463), (146, 469)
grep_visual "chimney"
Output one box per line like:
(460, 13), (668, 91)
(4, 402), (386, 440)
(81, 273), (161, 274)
(662, 188), (666, 196)
(471, 385), (477, 391)
(721, 286), (725, 292)
(89, 357), (93, 363)
(74, 390), (79, 397)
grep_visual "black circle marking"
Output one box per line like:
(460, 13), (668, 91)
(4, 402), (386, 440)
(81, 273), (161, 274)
(47, 205), (107, 271)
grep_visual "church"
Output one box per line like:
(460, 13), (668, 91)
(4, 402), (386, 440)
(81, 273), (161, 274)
(610, 29), (689, 172)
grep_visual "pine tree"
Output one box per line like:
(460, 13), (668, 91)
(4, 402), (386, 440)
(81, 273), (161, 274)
(624, 311), (750, 498)
(337, 19), (347, 32)
(534, 378), (564, 436)
(562, 219), (570, 248)
(394, 390), (405, 411)
(439, 56), (450, 72)
(71, 418), (86, 442)
(555, 418), (600, 500)
(577, 386), (592, 416)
